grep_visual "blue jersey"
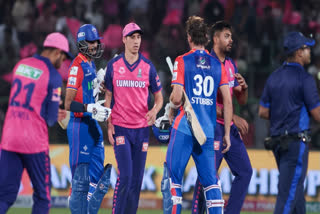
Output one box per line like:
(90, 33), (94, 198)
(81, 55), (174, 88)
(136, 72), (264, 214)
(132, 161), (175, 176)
(260, 62), (320, 136)
(171, 49), (228, 138)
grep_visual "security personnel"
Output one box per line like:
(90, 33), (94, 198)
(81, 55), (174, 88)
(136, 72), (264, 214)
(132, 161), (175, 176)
(259, 32), (320, 214)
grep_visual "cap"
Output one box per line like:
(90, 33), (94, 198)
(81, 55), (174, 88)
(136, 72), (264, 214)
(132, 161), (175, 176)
(43, 32), (73, 58)
(122, 23), (143, 37)
(284, 32), (315, 55)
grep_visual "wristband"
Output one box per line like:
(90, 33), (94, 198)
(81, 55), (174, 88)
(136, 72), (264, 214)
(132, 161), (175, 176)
(70, 101), (85, 112)
(169, 101), (181, 109)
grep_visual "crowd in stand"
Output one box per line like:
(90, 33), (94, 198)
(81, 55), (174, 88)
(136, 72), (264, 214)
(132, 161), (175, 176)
(1, 0), (320, 148)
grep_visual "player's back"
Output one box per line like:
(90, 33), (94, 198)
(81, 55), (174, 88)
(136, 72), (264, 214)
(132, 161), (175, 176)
(1, 55), (62, 153)
(172, 49), (226, 138)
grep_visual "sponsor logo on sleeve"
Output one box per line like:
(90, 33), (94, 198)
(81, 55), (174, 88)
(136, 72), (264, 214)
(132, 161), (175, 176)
(52, 87), (61, 102)
(70, 66), (78, 75)
(142, 142), (148, 152)
(173, 61), (178, 71)
(214, 141), (220, 150)
(172, 72), (177, 81)
(68, 77), (77, 86)
(116, 136), (125, 146)
(156, 75), (161, 87)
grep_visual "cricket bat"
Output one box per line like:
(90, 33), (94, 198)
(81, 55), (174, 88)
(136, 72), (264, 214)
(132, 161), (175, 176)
(166, 56), (207, 145)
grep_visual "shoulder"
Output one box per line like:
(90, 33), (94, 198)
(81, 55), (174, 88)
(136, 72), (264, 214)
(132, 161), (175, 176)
(226, 57), (237, 68)
(107, 53), (123, 66)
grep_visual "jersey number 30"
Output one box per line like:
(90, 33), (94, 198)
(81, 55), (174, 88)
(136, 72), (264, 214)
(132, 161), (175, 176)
(193, 74), (214, 97)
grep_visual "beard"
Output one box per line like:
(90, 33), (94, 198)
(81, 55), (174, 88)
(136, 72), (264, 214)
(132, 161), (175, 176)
(53, 55), (63, 69)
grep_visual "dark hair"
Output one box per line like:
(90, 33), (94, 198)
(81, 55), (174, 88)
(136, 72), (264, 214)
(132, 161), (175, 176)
(211, 20), (232, 38)
(186, 16), (209, 46)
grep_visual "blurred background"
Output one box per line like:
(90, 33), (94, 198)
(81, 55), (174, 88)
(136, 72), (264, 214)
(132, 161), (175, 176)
(1, 0), (320, 149)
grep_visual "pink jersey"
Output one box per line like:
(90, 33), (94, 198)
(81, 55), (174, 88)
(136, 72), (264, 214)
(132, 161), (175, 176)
(1, 55), (62, 153)
(211, 51), (239, 125)
(105, 53), (162, 128)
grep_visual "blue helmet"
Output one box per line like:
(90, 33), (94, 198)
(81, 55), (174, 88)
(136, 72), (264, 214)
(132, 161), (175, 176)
(152, 116), (171, 144)
(77, 24), (104, 58)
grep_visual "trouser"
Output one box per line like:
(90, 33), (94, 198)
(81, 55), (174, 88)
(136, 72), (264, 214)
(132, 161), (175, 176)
(192, 123), (252, 214)
(166, 128), (223, 214)
(111, 125), (149, 214)
(0, 149), (51, 214)
(273, 140), (308, 214)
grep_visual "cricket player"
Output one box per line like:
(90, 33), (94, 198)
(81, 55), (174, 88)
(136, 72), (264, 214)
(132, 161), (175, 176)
(259, 32), (320, 214)
(104, 22), (163, 214)
(192, 21), (253, 214)
(162, 16), (233, 214)
(0, 32), (71, 213)
(64, 24), (111, 214)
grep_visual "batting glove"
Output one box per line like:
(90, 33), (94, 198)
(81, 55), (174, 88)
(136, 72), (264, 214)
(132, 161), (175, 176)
(87, 100), (111, 122)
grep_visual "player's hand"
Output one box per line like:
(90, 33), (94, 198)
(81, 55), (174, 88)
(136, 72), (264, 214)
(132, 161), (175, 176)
(107, 118), (115, 146)
(234, 73), (248, 91)
(146, 108), (157, 126)
(233, 114), (249, 135)
(87, 100), (111, 122)
(58, 108), (67, 121)
(222, 135), (231, 153)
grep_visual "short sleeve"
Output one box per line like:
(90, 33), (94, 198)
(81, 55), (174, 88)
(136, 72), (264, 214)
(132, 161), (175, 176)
(66, 65), (83, 90)
(303, 73), (320, 111)
(260, 77), (271, 108)
(230, 59), (239, 87)
(105, 62), (114, 92)
(149, 63), (162, 93)
(219, 63), (228, 86)
(171, 56), (185, 87)
(46, 70), (62, 126)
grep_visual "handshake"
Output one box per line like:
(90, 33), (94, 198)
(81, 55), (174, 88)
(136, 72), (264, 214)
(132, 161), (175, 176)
(87, 100), (111, 122)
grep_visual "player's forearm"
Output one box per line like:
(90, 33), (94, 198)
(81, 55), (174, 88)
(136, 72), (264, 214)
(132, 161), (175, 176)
(235, 87), (248, 105)
(153, 91), (164, 114)
(104, 90), (112, 108)
(170, 85), (183, 106)
(258, 105), (269, 120)
(223, 100), (232, 135)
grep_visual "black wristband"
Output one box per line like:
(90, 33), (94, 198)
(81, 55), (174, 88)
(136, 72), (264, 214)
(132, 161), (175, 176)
(70, 101), (85, 112)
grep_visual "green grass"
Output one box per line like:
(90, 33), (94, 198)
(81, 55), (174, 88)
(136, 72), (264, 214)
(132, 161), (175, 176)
(7, 208), (273, 214)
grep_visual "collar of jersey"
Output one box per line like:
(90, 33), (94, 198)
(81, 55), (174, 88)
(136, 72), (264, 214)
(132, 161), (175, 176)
(78, 53), (88, 62)
(122, 52), (141, 72)
(190, 49), (210, 55)
(283, 61), (304, 69)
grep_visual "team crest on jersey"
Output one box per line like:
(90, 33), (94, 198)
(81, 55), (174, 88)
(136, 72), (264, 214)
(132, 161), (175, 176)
(116, 136), (125, 145)
(137, 68), (142, 78)
(142, 142), (148, 152)
(196, 56), (210, 69)
(70, 66), (78, 75)
(68, 77), (77, 86)
(214, 141), (220, 150)
(118, 67), (125, 75)
(52, 87), (61, 102)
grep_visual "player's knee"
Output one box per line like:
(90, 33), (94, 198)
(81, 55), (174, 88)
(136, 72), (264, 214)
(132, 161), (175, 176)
(88, 164), (112, 214)
(161, 162), (182, 214)
(203, 183), (224, 213)
(69, 163), (89, 214)
(72, 164), (90, 192)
